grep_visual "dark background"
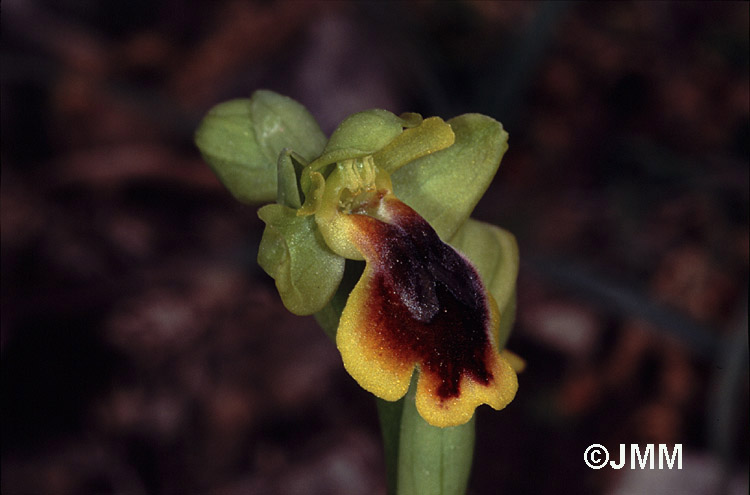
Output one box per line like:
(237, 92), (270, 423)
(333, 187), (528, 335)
(2, 1), (748, 494)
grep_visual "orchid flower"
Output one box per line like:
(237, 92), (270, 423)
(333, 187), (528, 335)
(196, 90), (521, 493)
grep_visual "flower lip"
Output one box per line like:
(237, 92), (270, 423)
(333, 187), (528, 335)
(336, 196), (517, 426)
(349, 199), (495, 399)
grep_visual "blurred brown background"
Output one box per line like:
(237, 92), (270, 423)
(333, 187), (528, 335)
(1, 1), (748, 494)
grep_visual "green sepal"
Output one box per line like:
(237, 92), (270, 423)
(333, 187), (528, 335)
(392, 114), (509, 240)
(195, 91), (326, 204)
(277, 149), (307, 209)
(450, 218), (519, 349)
(195, 98), (276, 203)
(396, 378), (475, 495)
(250, 90), (327, 164)
(257, 204), (344, 315)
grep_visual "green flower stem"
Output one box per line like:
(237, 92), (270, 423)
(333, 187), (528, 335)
(378, 382), (475, 495)
(376, 397), (404, 495)
(395, 384), (475, 495)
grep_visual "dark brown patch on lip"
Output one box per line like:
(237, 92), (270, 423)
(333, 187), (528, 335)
(351, 200), (494, 400)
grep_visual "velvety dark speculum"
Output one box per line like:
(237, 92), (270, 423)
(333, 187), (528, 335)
(354, 202), (494, 400)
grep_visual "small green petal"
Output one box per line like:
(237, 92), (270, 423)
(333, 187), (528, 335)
(391, 114), (509, 240)
(276, 149), (307, 209)
(450, 218), (519, 349)
(250, 90), (327, 164)
(195, 98), (276, 203)
(257, 204), (344, 315)
(373, 117), (455, 173)
(298, 170), (326, 216)
(195, 91), (326, 204)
